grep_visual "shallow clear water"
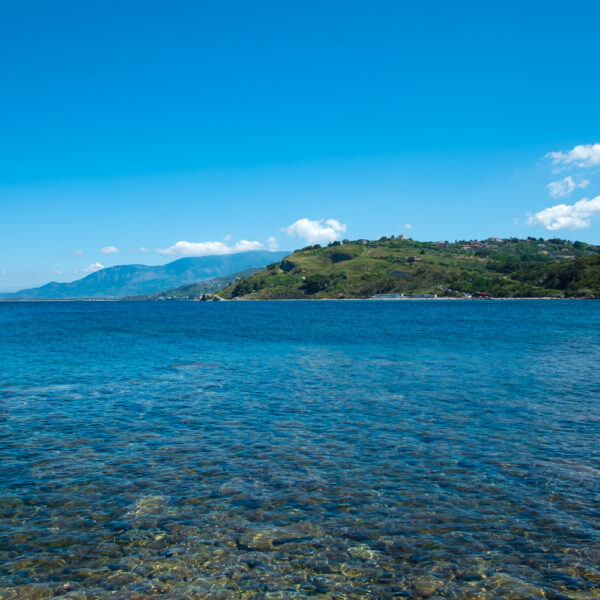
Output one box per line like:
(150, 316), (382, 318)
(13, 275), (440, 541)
(1, 300), (599, 599)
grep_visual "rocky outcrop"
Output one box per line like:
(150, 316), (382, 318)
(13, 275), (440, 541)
(198, 293), (225, 301)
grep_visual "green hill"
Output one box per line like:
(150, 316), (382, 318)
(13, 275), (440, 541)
(218, 237), (600, 299)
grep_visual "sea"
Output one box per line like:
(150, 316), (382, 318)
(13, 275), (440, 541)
(1, 300), (599, 599)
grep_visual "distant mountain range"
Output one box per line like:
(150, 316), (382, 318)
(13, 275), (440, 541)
(2, 251), (288, 299)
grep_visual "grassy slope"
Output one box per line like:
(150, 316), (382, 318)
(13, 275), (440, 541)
(219, 238), (600, 299)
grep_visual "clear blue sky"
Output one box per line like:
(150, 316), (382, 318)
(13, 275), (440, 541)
(1, 0), (599, 290)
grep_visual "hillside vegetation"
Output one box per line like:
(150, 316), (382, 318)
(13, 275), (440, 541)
(219, 237), (600, 299)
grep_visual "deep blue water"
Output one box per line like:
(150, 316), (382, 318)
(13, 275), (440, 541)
(1, 300), (599, 599)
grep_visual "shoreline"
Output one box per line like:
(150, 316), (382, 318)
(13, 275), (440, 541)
(1, 296), (596, 302)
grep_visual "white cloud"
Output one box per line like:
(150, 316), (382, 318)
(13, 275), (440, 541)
(157, 239), (265, 256)
(283, 218), (347, 244)
(546, 176), (590, 198)
(527, 195), (600, 230)
(139, 246), (151, 252)
(0, 268), (6, 276)
(545, 143), (600, 169)
(403, 223), (413, 230)
(82, 262), (105, 273)
(101, 246), (119, 254)
(267, 236), (279, 251)
(50, 270), (62, 275)
(72, 249), (84, 256)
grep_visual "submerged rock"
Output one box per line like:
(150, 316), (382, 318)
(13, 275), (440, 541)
(9, 584), (53, 600)
(410, 575), (443, 598)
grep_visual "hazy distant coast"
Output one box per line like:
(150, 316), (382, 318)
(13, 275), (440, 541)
(0, 252), (287, 300)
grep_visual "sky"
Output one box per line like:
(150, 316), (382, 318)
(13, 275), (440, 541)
(1, 0), (599, 290)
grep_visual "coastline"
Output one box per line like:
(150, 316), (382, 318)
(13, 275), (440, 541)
(229, 296), (592, 301)
(1, 296), (595, 302)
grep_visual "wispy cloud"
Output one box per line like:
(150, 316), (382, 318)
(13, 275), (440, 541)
(72, 249), (84, 256)
(100, 246), (119, 254)
(527, 196), (600, 230)
(546, 176), (590, 198)
(283, 218), (346, 244)
(545, 143), (600, 170)
(403, 223), (413, 230)
(157, 239), (265, 256)
(267, 236), (279, 251)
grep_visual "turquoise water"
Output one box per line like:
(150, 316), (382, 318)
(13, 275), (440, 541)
(1, 300), (599, 599)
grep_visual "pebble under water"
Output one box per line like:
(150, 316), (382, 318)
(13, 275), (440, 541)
(1, 300), (599, 599)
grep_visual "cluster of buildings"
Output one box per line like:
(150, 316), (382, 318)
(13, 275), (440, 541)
(460, 237), (504, 250)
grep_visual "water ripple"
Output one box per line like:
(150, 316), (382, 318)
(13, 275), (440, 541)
(0, 300), (599, 598)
